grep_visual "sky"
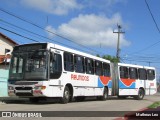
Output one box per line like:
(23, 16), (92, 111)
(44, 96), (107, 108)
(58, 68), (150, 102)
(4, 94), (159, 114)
(1, 0), (160, 78)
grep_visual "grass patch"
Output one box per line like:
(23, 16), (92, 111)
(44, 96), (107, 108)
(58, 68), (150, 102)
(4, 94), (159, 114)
(148, 101), (160, 109)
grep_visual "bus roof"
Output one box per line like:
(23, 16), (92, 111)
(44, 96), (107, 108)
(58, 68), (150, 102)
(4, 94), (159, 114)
(15, 42), (111, 63)
(118, 63), (155, 69)
(48, 42), (111, 63)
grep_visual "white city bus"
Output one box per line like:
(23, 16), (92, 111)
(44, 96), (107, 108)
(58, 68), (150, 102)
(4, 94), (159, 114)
(8, 43), (157, 103)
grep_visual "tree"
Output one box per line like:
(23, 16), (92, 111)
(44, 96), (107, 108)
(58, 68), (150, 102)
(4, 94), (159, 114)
(96, 54), (119, 63)
(96, 54), (100, 57)
(102, 55), (119, 63)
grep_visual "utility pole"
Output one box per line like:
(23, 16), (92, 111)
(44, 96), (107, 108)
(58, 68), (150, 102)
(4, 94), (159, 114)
(113, 24), (125, 61)
(148, 61), (151, 66)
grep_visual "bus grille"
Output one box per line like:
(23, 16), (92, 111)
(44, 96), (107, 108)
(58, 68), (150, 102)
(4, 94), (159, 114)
(15, 87), (32, 90)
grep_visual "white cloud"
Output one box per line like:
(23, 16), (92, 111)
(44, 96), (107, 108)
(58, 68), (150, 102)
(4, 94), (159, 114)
(45, 25), (56, 38)
(45, 14), (130, 48)
(20, 0), (82, 15)
(105, 0), (127, 6)
(81, 0), (127, 11)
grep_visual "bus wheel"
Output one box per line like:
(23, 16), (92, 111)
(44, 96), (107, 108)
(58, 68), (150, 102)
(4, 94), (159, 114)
(29, 98), (39, 103)
(61, 86), (70, 104)
(135, 89), (144, 100)
(98, 87), (108, 101)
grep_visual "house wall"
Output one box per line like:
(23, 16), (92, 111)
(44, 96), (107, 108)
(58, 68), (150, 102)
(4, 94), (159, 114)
(0, 69), (9, 97)
(0, 35), (15, 55)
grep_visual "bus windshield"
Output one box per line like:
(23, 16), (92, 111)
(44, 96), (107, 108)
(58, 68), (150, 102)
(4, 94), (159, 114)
(9, 50), (48, 80)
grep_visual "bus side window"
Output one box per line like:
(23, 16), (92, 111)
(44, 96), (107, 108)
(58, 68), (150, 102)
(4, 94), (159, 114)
(147, 69), (155, 80)
(85, 58), (94, 74)
(129, 67), (138, 79)
(138, 68), (147, 80)
(74, 55), (85, 73)
(95, 61), (103, 76)
(103, 63), (110, 77)
(50, 54), (62, 79)
(64, 52), (74, 72)
(120, 66), (128, 79)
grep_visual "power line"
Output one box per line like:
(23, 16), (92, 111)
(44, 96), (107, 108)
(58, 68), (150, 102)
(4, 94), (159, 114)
(124, 58), (160, 63)
(123, 55), (160, 63)
(127, 40), (160, 55)
(0, 19), (99, 54)
(124, 55), (160, 60)
(122, 52), (160, 60)
(0, 26), (40, 42)
(122, 0), (160, 55)
(0, 19), (62, 44)
(145, 0), (160, 33)
(0, 22), (25, 44)
(0, 8), (106, 55)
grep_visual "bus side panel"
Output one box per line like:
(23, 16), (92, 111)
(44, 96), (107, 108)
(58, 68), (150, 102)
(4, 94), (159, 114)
(73, 87), (85, 96)
(73, 87), (103, 96)
(42, 81), (64, 97)
(62, 72), (98, 97)
(144, 79), (157, 95)
(94, 87), (104, 96)
(42, 86), (64, 97)
(62, 72), (112, 97)
(73, 87), (103, 97)
(118, 79), (157, 96)
(119, 78), (136, 96)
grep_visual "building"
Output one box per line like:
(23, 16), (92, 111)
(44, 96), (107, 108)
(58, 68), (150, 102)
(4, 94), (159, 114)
(0, 32), (18, 64)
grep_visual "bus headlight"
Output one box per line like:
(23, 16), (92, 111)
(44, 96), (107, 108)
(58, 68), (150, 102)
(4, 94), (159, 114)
(8, 86), (14, 90)
(34, 86), (46, 90)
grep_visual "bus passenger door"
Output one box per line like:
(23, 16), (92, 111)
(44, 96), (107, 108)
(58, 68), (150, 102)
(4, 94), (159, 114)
(49, 49), (63, 96)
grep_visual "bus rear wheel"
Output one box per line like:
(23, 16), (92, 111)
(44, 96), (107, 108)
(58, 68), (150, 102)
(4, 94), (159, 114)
(60, 86), (70, 104)
(135, 89), (144, 100)
(97, 87), (108, 101)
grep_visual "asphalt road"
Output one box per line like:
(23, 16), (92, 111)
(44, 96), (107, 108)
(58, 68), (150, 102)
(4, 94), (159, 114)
(0, 93), (160, 120)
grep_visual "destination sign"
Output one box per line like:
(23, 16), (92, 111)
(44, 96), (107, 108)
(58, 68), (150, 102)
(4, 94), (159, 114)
(13, 43), (47, 51)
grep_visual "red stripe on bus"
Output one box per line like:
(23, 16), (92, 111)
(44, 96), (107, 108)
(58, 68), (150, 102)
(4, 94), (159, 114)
(120, 79), (136, 87)
(99, 76), (111, 85)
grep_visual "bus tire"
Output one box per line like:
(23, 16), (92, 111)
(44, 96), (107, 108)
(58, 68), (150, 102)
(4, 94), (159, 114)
(61, 86), (70, 104)
(98, 87), (108, 101)
(135, 89), (144, 100)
